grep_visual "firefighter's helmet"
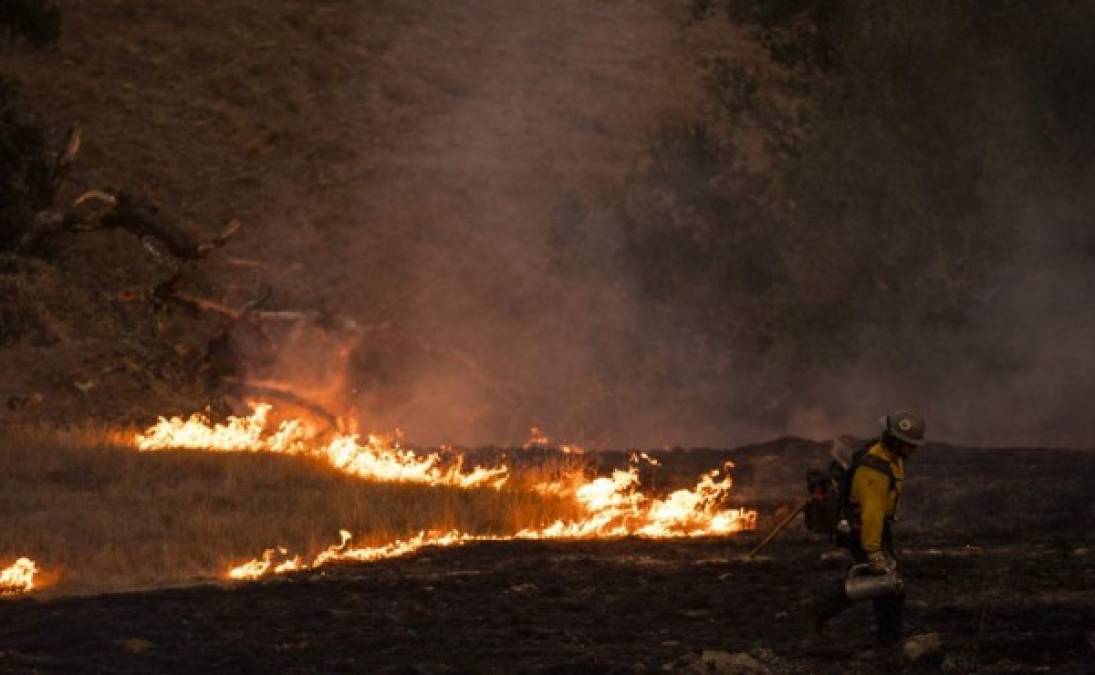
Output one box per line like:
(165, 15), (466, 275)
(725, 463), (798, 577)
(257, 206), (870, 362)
(880, 410), (926, 446)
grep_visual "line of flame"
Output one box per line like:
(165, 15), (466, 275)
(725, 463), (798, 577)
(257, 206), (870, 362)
(133, 403), (755, 582)
(135, 404), (509, 489)
(0, 558), (38, 596)
(227, 459), (757, 580)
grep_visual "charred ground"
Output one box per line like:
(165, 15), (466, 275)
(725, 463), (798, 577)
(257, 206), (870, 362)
(2, 441), (1093, 674)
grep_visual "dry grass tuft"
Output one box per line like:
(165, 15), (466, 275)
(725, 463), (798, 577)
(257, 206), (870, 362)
(0, 428), (579, 596)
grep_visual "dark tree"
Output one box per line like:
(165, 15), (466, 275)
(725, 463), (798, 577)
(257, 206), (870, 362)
(0, 82), (54, 250)
(563, 0), (1095, 423)
(0, 0), (61, 48)
(0, 0), (62, 249)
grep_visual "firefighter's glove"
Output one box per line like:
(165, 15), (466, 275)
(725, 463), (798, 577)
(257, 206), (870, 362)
(867, 551), (897, 575)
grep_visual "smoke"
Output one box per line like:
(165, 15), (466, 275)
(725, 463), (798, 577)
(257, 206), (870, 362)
(708, 0), (1095, 450)
(782, 246), (1095, 449)
(251, 2), (1094, 450)
(316, 2), (721, 448)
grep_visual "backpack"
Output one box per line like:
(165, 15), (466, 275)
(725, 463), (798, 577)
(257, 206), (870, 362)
(803, 438), (896, 537)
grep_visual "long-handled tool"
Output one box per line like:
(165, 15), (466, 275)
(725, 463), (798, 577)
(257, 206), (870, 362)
(747, 498), (808, 558)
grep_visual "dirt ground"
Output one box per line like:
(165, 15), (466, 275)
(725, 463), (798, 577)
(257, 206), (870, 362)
(1, 441), (1092, 674)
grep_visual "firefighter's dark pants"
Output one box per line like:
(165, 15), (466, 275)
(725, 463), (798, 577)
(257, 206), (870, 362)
(814, 530), (904, 641)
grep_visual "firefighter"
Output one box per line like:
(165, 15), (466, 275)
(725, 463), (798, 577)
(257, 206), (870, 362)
(810, 410), (926, 643)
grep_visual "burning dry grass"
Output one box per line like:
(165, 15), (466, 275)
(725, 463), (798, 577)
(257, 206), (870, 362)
(136, 404), (511, 488)
(0, 427), (578, 596)
(1, 406), (756, 596)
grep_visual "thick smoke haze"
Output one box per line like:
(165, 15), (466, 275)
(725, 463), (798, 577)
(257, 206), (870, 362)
(320, 2), (736, 448)
(265, 2), (1094, 450)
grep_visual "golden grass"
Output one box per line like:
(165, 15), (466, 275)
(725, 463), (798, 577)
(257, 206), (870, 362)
(0, 428), (579, 597)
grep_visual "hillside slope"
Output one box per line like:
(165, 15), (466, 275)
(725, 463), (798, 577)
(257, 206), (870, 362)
(0, 1), (745, 440)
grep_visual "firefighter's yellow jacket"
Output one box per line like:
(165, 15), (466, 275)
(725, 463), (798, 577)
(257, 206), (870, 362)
(848, 442), (904, 553)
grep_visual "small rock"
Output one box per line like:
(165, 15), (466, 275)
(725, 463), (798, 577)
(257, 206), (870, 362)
(509, 583), (537, 593)
(904, 633), (944, 664)
(747, 648), (786, 670)
(820, 550), (850, 562)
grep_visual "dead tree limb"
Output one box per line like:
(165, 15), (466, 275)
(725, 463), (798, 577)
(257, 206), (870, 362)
(220, 376), (339, 430)
(14, 127), (82, 254)
(69, 190), (240, 261)
(15, 208), (76, 253)
(72, 189), (116, 210)
(46, 126), (80, 200)
(101, 192), (209, 259)
(156, 281), (319, 327)
(19, 187), (241, 262)
(166, 288), (246, 321)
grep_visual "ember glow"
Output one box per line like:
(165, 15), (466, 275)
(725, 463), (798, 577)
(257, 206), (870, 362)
(523, 426), (550, 449)
(136, 404), (509, 488)
(226, 451), (757, 581)
(0, 558), (38, 595)
(523, 426), (584, 454)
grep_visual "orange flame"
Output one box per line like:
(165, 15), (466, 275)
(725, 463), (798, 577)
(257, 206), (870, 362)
(136, 404), (509, 489)
(227, 453), (756, 580)
(522, 426), (550, 449)
(523, 426), (585, 454)
(0, 558), (38, 595)
(228, 530), (496, 580)
(135, 403), (755, 583)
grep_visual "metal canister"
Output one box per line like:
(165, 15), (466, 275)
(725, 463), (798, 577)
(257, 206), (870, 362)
(844, 563), (904, 601)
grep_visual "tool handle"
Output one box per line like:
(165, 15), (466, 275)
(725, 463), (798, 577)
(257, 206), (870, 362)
(747, 498), (808, 558)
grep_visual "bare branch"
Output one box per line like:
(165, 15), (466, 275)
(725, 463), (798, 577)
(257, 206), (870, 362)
(221, 376), (339, 430)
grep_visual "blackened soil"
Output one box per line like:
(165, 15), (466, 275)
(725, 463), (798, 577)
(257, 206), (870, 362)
(0, 536), (1092, 674)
